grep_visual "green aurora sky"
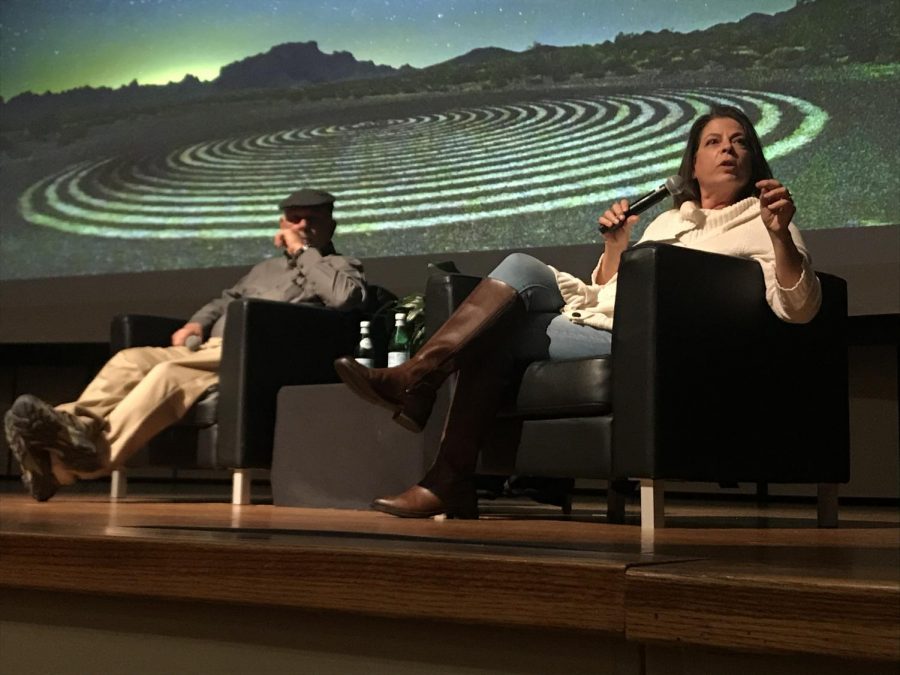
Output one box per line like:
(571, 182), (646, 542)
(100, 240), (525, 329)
(0, 0), (795, 100)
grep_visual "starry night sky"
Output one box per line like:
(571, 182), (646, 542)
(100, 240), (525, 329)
(0, 0), (796, 100)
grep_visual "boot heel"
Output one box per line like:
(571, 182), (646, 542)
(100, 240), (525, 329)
(444, 488), (479, 519)
(445, 505), (479, 520)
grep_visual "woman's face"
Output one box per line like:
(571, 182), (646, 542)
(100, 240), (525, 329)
(692, 116), (752, 203)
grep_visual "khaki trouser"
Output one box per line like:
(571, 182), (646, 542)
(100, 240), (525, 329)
(54, 338), (222, 482)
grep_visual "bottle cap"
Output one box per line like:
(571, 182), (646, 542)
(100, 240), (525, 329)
(360, 320), (370, 327)
(394, 312), (406, 321)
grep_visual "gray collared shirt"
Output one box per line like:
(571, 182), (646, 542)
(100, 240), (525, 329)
(189, 242), (367, 338)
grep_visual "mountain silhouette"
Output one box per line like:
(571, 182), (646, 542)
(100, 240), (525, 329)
(609, 0), (896, 60)
(432, 47), (518, 69)
(215, 41), (399, 89)
(1, 0), (895, 130)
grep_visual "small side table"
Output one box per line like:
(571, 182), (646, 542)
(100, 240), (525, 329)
(271, 381), (448, 509)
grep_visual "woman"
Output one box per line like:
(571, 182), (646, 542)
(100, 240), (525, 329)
(334, 105), (821, 518)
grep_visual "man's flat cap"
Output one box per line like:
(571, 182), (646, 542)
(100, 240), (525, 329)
(279, 188), (336, 209)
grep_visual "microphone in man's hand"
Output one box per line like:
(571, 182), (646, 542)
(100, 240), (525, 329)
(599, 175), (686, 234)
(185, 335), (202, 351)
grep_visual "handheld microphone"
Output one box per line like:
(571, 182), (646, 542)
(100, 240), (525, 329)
(184, 335), (202, 351)
(599, 175), (685, 234)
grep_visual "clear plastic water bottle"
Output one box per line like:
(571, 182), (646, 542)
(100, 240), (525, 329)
(355, 320), (375, 368)
(387, 312), (411, 367)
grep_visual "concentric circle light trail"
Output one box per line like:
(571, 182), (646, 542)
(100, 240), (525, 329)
(19, 88), (827, 239)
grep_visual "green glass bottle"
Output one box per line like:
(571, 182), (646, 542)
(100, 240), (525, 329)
(354, 320), (375, 368)
(387, 312), (410, 367)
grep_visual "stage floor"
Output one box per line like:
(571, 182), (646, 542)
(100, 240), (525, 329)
(1, 483), (898, 665)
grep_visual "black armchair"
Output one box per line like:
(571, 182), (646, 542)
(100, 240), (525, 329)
(109, 287), (395, 503)
(426, 243), (849, 529)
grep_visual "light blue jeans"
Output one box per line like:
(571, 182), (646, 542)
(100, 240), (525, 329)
(488, 253), (612, 360)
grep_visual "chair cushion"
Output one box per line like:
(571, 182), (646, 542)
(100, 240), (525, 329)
(513, 357), (612, 418)
(176, 387), (219, 427)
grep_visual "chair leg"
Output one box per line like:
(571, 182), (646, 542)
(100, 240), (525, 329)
(817, 483), (839, 528)
(640, 479), (665, 532)
(232, 469), (251, 506)
(606, 480), (627, 524)
(110, 469), (127, 500)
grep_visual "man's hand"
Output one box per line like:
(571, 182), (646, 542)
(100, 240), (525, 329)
(274, 217), (308, 254)
(172, 322), (203, 347)
(757, 178), (795, 237)
(276, 207), (336, 253)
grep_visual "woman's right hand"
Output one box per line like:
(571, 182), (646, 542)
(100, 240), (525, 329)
(598, 199), (639, 249)
(594, 200), (638, 284)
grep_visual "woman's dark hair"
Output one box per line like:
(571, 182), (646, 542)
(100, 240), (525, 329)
(673, 105), (773, 207)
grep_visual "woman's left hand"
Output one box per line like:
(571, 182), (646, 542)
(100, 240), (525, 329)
(756, 179), (796, 235)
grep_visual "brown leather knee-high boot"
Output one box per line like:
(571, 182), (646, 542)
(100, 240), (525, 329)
(334, 277), (520, 432)
(371, 351), (515, 518)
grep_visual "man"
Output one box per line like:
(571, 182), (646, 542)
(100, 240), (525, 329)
(4, 188), (366, 501)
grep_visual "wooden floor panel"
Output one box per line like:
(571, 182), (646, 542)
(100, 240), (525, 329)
(1, 490), (897, 661)
(626, 555), (900, 661)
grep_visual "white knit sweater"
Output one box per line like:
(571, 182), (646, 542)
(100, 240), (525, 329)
(551, 197), (822, 330)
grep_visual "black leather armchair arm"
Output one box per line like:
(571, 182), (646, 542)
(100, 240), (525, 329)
(611, 242), (849, 484)
(215, 299), (361, 468)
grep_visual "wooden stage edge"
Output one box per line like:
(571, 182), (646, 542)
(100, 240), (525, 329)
(1, 492), (898, 663)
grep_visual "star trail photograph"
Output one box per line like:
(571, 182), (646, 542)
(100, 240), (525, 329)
(1, 0), (897, 279)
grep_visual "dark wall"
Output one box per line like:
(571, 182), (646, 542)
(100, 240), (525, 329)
(1, 226), (898, 343)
